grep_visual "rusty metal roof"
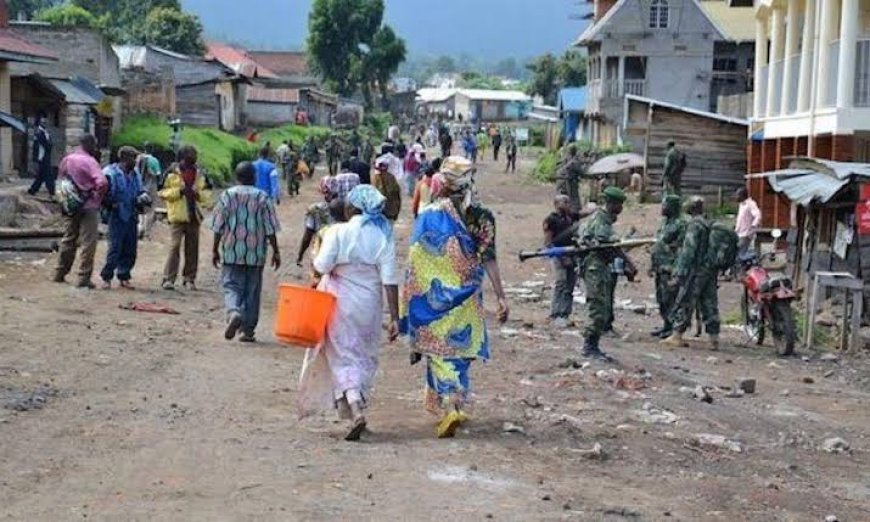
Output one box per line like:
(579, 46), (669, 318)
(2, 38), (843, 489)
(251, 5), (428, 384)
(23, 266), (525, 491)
(748, 158), (870, 205)
(0, 28), (56, 62)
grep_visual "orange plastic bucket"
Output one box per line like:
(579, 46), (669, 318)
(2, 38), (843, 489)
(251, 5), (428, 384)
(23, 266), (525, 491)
(274, 284), (336, 348)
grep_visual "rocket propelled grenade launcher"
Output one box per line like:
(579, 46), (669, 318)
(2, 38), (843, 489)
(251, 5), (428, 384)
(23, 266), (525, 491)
(517, 238), (657, 263)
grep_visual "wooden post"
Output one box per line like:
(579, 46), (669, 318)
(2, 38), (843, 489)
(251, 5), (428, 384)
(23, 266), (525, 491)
(851, 290), (863, 352)
(641, 104), (653, 202)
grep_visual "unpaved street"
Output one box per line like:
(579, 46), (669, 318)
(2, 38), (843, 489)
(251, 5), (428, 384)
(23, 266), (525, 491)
(1, 156), (869, 521)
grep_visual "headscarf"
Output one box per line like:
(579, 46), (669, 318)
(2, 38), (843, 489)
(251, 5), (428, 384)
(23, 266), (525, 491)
(347, 184), (391, 236)
(319, 175), (337, 197)
(436, 156), (478, 211)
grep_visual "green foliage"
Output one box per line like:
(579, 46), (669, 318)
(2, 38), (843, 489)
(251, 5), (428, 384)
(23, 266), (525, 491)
(111, 116), (256, 183)
(434, 55), (457, 73)
(307, 0), (406, 106)
(457, 72), (508, 90)
(142, 6), (205, 56)
(361, 112), (391, 140)
(530, 150), (560, 182)
(527, 53), (560, 105)
(258, 125), (331, 149)
(560, 50), (587, 87)
(10, 0), (59, 18)
(35, 4), (98, 27)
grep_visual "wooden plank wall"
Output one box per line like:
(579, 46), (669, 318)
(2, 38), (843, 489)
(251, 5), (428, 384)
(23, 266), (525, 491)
(176, 83), (220, 128)
(644, 107), (747, 198)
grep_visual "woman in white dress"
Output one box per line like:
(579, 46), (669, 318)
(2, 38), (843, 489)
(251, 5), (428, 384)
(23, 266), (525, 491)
(298, 185), (400, 441)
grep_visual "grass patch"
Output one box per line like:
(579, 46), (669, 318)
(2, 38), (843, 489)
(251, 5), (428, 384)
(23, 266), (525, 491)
(795, 313), (835, 348)
(112, 116), (257, 184)
(259, 124), (330, 149)
(529, 150), (559, 183)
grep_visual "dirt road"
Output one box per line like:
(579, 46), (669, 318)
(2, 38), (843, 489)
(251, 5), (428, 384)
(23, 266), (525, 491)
(1, 154), (869, 521)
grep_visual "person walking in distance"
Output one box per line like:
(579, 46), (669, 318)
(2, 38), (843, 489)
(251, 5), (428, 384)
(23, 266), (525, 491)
(491, 128), (503, 162)
(212, 162), (281, 343)
(28, 115), (54, 197)
(100, 146), (147, 290)
(505, 136), (518, 173)
(53, 135), (108, 288)
(159, 145), (212, 291)
(734, 187), (761, 259)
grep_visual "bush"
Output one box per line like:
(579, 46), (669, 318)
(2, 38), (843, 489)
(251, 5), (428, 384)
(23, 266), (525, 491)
(111, 116), (256, 184)
(530, 150), (559, 182)
(258, 124), (330, 149)
(35, 4), (98, 28)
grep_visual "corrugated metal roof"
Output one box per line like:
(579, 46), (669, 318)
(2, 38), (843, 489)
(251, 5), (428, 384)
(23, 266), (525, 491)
(625, 94), (749, 126)
(699, 1), (756, 43)
(206, 42), (278, 79)
(559, 87), (586, 112)
(458, 89), (531, 102)
(0, 28), (57, 62)
(49, 77), (104, 105)
(417, 87), (455, 103)
(749, 158), (870, 206)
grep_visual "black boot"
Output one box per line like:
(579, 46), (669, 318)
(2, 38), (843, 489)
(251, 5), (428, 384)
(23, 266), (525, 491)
(582, 336), (613, 362)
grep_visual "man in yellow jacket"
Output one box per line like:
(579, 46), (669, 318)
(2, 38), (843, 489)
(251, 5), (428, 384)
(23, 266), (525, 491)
(159, 145), (211, 290)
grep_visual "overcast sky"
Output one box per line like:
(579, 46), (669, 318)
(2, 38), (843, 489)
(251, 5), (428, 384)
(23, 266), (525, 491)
(181, 0), (588, 59)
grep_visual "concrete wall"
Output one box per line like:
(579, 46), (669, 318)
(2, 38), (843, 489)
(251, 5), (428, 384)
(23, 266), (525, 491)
(246, 101), (296, 127)
(121, 68), (176, 118)
(587, 0), (724, 140)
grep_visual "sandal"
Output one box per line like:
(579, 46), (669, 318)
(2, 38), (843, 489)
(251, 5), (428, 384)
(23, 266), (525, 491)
(345, 416), (367, 441)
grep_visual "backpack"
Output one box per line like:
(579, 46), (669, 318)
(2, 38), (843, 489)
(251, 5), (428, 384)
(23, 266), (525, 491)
(707, 221), (739, 272)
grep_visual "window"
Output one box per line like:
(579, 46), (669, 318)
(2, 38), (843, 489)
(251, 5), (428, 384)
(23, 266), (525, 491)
(713, 58), (738, 72)
(650, 0), (669, 29)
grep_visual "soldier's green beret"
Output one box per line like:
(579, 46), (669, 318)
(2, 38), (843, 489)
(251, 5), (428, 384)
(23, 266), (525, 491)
(663, 194), (682, 210)
(602, 186), (627, 203)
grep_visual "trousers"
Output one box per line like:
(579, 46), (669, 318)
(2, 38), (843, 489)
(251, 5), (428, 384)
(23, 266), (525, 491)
(101, 217), (138, 282)
(28, 160), (55, 196)
(222, 265), (265, 335)
(654, 271), (678, 329)
(671, 273), (720, 335)
(55, 208), (100, 284)
(163, 221), (200, 284)
(582, 263), (614, 340)
(551, 260), (578, 319)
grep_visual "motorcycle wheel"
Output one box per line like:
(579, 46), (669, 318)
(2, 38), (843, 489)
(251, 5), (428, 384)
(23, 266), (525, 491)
(770, 300), (797, 356)
(742, 289), (765, 345)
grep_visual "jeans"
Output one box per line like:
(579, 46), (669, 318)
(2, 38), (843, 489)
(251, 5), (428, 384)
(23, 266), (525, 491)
(28, 160), (55, 196)
(550, 260), (577, 319)
(101, 216), (138, 282)
(163, 221), (200, 284)
(55, 208), (100, 284)
(222, 265), (265, 336)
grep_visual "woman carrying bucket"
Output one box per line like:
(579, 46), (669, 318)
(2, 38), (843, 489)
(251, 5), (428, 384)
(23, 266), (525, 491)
(298, 185), (400, 441)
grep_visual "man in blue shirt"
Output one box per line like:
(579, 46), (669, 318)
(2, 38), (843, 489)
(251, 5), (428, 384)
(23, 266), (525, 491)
(101, 146), (146, 289)
(253, 145), (280, 204)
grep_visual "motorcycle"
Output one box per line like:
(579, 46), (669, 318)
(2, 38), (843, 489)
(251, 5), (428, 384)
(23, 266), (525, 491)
(739, 229), (798, 356)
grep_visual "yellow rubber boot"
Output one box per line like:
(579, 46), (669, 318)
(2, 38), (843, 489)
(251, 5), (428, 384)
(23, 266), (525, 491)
(436, 410), (462, 439)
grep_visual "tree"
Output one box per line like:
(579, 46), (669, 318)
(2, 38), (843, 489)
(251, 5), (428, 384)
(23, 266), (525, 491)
(559, 50), (587, 87)
(70, 0), (185, 45)
(307, 0), (407, 106)
(369, 25), (407, 109)
(434, 55), (457, 74)
(9, 0), (58, 19)
(527, 53), (560, 105)
(494, 57), (520, 80)
(142, 7), (206, 56)
(35, 4), (97, 27)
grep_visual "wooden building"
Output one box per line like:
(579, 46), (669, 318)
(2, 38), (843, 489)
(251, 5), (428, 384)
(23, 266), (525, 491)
(624, 94), (749, 198)
(245, 86), (298, 127)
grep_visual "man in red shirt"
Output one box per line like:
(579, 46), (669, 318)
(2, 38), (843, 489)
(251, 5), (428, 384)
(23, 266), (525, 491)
(53, 135), (108, 289)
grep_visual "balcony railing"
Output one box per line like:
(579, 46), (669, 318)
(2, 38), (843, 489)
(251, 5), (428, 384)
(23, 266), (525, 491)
(624, 79), (646, 96)
(596, 79), (647, 101)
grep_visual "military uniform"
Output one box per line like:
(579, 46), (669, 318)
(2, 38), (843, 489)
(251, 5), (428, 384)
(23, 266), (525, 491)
(651, 196), (686, 336)
(325, 136), (342, 176)
(662, 146), (686, 197)
(580, 189), (626, 352)
(556, 155), (585, 211)
(666, 211), (721, 347)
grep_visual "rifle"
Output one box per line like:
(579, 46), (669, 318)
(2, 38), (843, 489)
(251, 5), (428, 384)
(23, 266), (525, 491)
(518, 238), (656, 263)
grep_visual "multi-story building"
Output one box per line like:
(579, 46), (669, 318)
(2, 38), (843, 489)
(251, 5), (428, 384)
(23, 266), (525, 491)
(575, 0), (755, 147)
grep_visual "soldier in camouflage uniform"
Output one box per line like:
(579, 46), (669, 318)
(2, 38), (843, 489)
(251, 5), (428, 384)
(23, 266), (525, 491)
(662, 140), (687, 197)
(662, 197), (721, 350)
(555, 145), (585, 211)
(580, 186), (627, 361)
(325, 134), (342, 176)
(650, 194), (686, 339)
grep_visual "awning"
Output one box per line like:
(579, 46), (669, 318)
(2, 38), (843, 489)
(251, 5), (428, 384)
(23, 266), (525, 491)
(0, 111), (27, 133)
(748, 157), (870, 205)
(48, 76), (105, 105)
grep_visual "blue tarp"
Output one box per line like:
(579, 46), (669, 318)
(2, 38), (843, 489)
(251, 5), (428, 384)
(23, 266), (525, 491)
(558, 87), (586, 113)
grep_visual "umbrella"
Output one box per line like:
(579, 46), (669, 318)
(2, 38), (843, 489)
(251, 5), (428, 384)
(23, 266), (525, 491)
(587, 152), (645, 176)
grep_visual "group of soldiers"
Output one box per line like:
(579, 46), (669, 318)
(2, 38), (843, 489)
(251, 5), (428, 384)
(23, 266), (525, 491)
(273, 131), (377, 198)
(547, 138), (725, 362)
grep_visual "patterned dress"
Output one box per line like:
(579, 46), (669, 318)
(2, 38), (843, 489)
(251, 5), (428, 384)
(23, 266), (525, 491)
(401, 199), (496, 415)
